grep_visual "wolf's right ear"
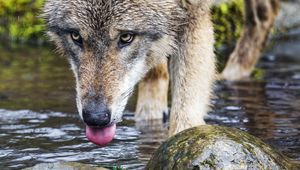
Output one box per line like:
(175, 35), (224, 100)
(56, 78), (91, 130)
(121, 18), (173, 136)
(177, 0), (212, 10)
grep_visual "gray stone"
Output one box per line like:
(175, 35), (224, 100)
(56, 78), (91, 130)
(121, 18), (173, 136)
(147, 125), (296, 170)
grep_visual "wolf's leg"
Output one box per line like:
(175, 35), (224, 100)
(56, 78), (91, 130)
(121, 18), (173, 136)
(135, 61), (169, 120)
(222, 0), (280, 80)
(169, 1), (216, 136)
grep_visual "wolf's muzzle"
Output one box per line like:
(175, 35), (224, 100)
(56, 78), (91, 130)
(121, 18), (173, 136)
(82, 103), (111, 127)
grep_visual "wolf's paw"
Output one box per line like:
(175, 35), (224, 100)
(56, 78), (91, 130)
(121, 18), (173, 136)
(221, 63), (252, 81)
(135, 104), (169, 121)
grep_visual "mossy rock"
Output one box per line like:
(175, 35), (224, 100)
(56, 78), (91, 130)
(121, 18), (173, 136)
(147, 125), (296, 170)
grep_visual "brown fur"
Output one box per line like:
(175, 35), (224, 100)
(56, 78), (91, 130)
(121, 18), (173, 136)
(44, 0), (280, 138)
(136, 62), (169, 120)
(44, 0), (216, 136)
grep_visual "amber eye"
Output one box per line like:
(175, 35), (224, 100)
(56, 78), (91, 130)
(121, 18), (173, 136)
(70, 32), (83, 46)
(118, 33), (135, 48)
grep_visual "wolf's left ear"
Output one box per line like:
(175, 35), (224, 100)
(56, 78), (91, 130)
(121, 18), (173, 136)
(177, 0), (212, 10)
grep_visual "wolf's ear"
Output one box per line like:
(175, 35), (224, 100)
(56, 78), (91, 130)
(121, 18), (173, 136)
(177, 0), (212, 9)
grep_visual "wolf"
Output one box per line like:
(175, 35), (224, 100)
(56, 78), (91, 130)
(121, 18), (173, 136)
(43, 0), (279, 146)
(43, 0), (215, 146)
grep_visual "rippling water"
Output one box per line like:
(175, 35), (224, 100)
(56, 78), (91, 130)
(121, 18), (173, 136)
(0, 46), (299, 169)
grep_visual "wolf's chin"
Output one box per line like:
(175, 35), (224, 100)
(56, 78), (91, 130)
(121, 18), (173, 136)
(85, 123), (116, 146)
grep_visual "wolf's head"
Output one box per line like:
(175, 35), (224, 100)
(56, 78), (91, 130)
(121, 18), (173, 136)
(44, 0), (185, 145)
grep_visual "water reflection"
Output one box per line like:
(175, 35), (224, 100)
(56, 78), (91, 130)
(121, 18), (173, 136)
(0, 46), (76, 113)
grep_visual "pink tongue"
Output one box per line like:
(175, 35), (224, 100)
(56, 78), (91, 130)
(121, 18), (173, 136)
(86, 124), (116, 146)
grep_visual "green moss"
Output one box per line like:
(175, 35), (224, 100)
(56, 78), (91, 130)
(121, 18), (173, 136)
(251, 68), (266, 81)
(147, 125), (295, 170)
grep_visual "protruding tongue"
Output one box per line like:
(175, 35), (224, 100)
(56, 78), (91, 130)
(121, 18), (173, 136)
(86, 124), (116, 146)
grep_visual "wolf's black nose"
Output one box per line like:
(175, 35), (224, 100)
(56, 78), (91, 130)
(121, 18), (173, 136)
(82, 106), (111, 127)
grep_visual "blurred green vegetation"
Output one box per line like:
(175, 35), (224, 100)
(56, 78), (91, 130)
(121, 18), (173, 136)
(0, 0), (244, 47)
(251, 68), (266, 81)
(0, 0), (45, 44)
(212, 0), (244, 70)
(212, 0), (244, 49)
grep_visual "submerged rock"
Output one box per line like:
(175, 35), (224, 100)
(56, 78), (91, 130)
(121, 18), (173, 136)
(24, 162), (108, 170)
(147, 125), (296, 170)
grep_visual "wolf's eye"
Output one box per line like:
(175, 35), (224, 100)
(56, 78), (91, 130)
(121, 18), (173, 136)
(118, 33), (135, 48)
(70, 32), (83, 46)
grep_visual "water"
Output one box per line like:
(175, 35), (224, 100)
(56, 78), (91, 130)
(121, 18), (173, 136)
(0, 46), (299, 169)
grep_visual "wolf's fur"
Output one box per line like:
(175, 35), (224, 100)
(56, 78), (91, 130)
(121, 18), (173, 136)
(135, 0), (281, 130)
(44, 0), (215, 136)
(135, 62), (169, 121)
(136, 1), (216, 135)
(222, 0), (280, 80)
(44, 0), (280, 137)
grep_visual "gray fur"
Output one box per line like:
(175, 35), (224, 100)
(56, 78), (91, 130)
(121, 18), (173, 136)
(43, 0), (216, 135)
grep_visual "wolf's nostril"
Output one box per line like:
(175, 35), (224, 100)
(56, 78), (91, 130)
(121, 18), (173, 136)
(82, 108), (111, 127)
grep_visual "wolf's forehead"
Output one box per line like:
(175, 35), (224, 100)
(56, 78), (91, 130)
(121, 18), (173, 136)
(60, 0), (152, 29)
(67, 0), (115, 29)
(47, 0), (177, 31)
(44, 0), (185, 38)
